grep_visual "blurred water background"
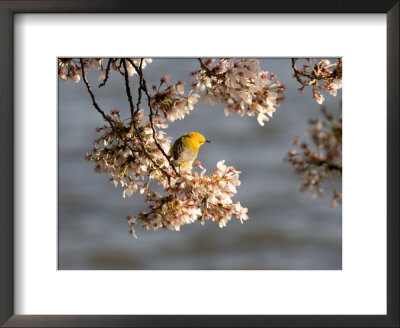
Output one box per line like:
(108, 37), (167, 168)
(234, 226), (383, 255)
(58, 58), (342, 270)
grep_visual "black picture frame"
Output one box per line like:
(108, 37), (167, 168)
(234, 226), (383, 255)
(0, 1), (398, 327)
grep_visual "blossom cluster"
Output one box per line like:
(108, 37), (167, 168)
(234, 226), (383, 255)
(86, 108), (171, 197)
(284, 106), (342, 208)
(127, 160), (248, 237)
(150, 76), (200, 122)
(58, 58), (152, 84)
(192, 58), (285, 126)
(58, 58), (100, 82)
(123, 58), (153, 77)
(292, 58), (342, 104)
(86, 108), (248, 237)
(62, 56), (343, 238)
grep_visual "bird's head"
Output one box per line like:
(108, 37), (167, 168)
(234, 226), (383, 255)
(186, 132), (211, 148)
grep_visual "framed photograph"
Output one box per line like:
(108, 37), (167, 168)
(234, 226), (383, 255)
(0, 1), (398, 327)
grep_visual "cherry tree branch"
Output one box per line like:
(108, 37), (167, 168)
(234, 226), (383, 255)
(126, 58), (178, 174)
(122, 59), (136, 122)
(135, 58), (144, 116)
(197, 58), (212, 74)
(98, 58), (113, 88)
(80, 58), (115, 126)
(80, 58), (139, 156)
(121, 59), (174, 180)
(291, 58), (314, 86)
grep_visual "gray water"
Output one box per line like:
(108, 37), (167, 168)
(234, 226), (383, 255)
(58, 58), (342, 270)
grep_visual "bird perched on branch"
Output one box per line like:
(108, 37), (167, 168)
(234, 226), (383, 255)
(169, 132), (211, 170)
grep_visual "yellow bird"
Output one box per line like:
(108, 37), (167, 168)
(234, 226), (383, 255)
(169, 132), (211, 170)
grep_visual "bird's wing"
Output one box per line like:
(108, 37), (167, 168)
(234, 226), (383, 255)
(176, 147), (197, 164)
(172, 137), (185, 160)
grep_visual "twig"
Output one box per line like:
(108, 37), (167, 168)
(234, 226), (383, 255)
(135, 58), (144, 116)
(197, 58), (213, 74)
(122, 59), (136, 121)
(80, 58), (115, 127)
(291, 58), (340, 88)
(118, 58), (123, 71)
(122, 59), (174, 179)
(312, 159), (342, 173)
(80, 58), (139, 156)
(197, 58), (224, 79)
(291, 58), (314, 87)
(126, 58), (178, 175)
(98, 58), (113, 88)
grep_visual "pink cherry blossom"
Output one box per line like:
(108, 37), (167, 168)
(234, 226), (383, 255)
(85, 106), (248, 236)
(285, 105), (342, 206)
(292, 58), (342, 104)
(192, 58), (285, 126)
(150, 80), (200, 122)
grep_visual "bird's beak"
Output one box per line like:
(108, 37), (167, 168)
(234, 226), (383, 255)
(205, 140), (211, 143)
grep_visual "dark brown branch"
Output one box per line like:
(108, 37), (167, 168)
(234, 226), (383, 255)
(109, 59), (125, 78)
(118, 58), (123, 71)
(312, 159), (342, 173)
(80, 58), (139, 157)
(122, 59), (173, 179)
(197, 58), (212, 74)
(197, 58), (225, 79)
(291, 58), (341, 89)
(291, 58), (314, 87)
(122, 59), (136, 121)
(98, 58), (113, 88)
(144, 81), (177, 172)
(327, 163), (342, 172)
(126, 58), (178, 175)
(80, 58), (115, 126)
(135, 58), (144, 116)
